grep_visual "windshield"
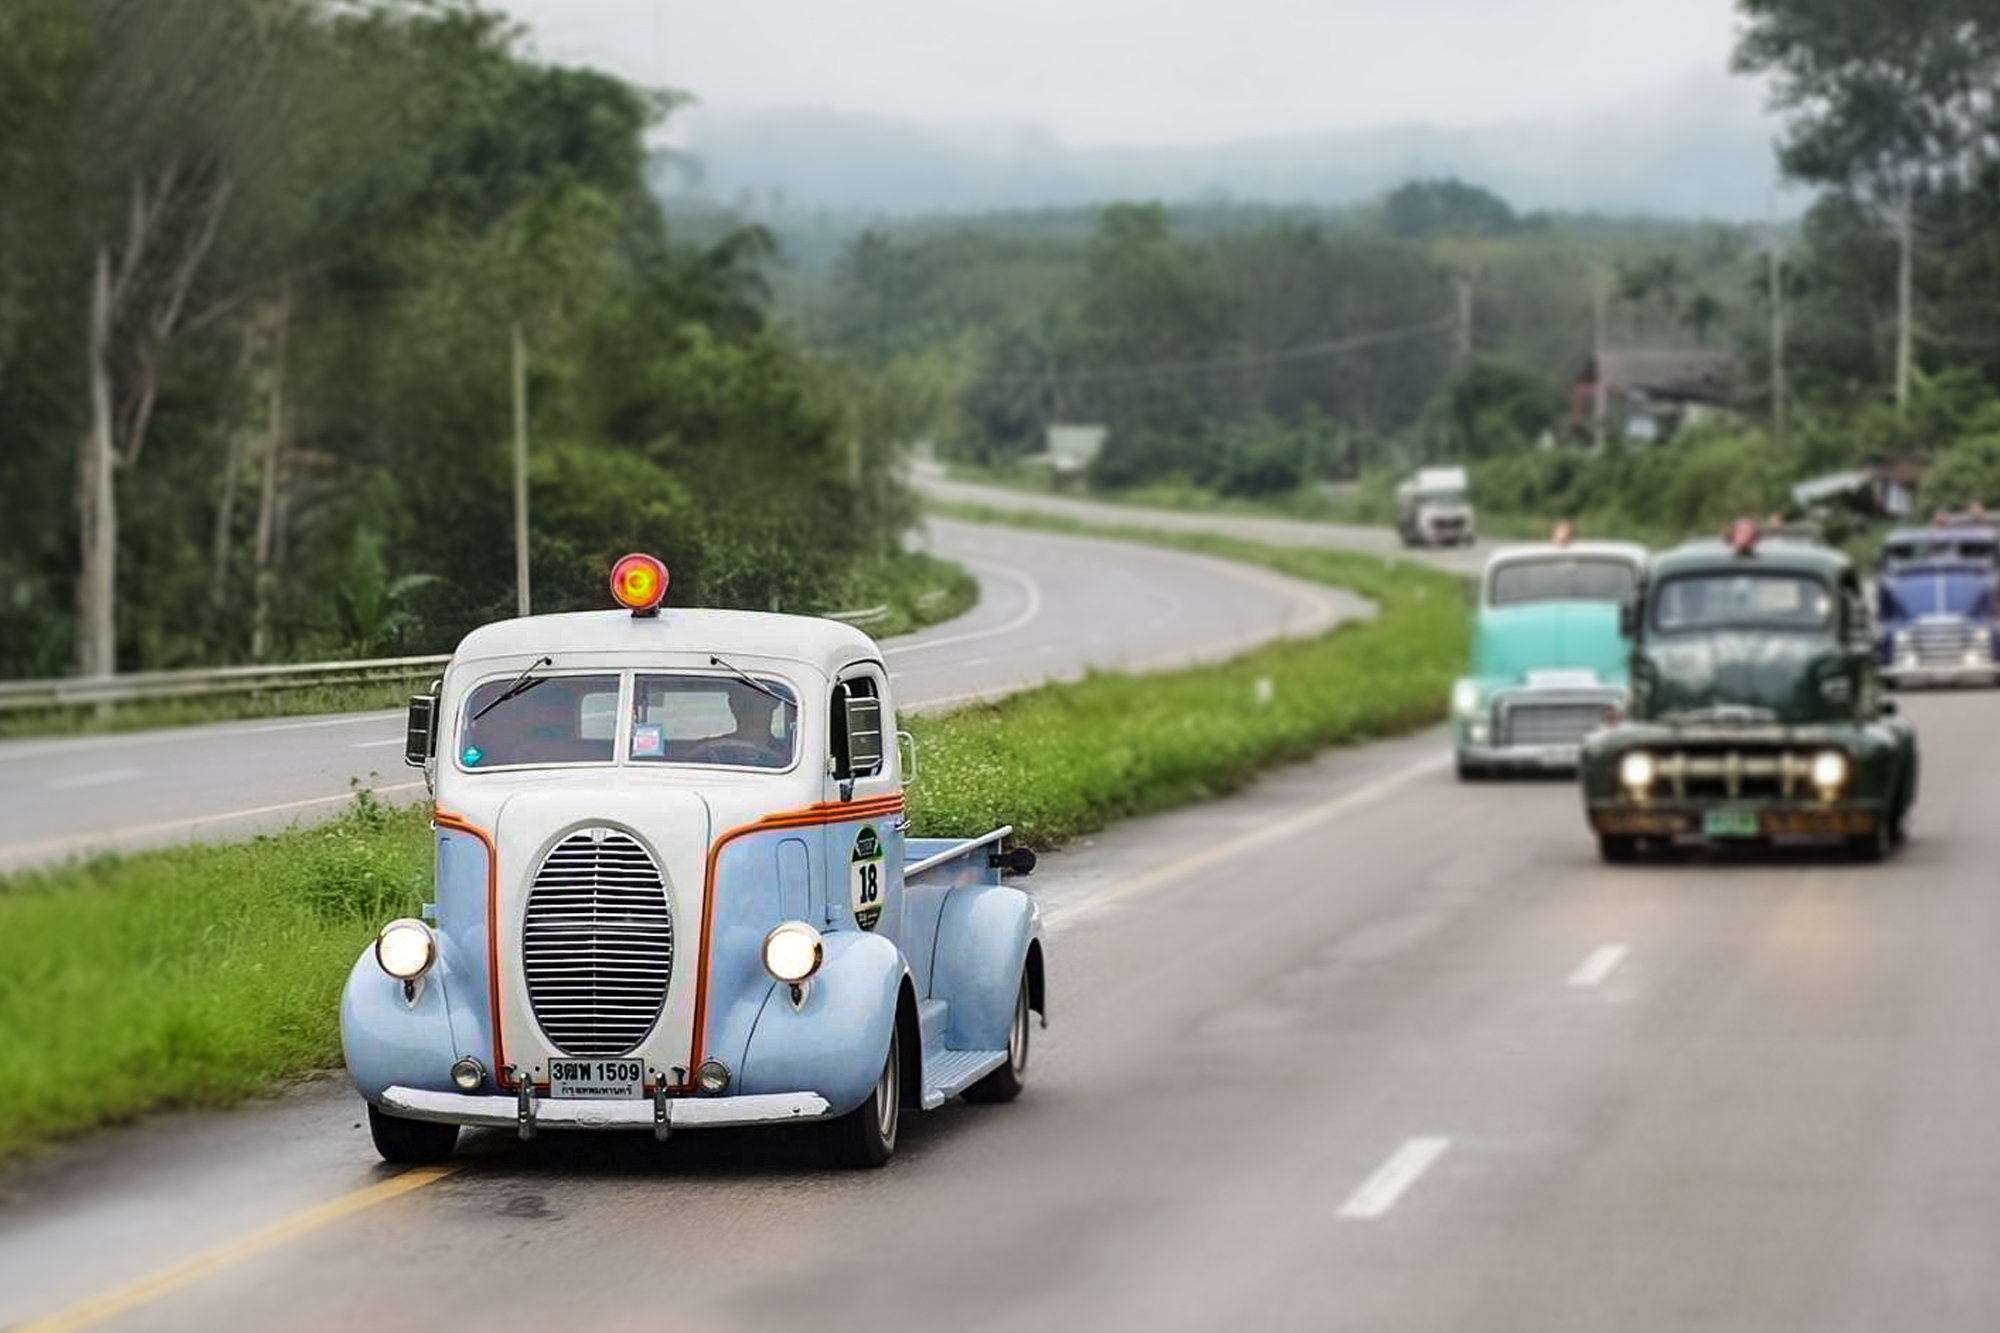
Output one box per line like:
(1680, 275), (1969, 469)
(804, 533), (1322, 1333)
(459, 673), (620, 767)
(630, 674), (799, 770)
(1423, 490), (1469, 507)
(1652, 571), (1834, 633)
(1488, 557), (1638, 607)
(1884, 537), (1998, 566)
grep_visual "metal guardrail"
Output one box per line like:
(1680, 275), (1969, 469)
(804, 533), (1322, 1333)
(0, 654), (453, 714)
(0, 599), (930, 714)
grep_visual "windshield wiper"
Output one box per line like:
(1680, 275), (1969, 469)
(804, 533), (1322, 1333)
(472, 655), (553, 720)
(709, 655), (794, 711)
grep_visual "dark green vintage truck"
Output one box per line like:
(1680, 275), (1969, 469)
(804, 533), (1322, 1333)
(1580, 533), (1919, 863)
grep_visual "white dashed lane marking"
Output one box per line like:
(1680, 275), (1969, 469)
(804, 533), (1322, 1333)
(1568, 945), (1631, 989)
(1337, 1137), (1454, 1220)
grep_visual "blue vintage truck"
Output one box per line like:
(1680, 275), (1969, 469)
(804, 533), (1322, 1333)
(343, 554), (1044, 1168)
(1874, 522), (2000, 687)
(1452, 540), (1648, 779)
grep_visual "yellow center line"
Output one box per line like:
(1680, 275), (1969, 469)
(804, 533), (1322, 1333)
(14, 1166), (457, 1333)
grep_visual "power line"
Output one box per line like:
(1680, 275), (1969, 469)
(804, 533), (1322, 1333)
(969, 314), (1457, 388)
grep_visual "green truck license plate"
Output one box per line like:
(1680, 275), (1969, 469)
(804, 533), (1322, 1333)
(1703, 810), (1761, 838)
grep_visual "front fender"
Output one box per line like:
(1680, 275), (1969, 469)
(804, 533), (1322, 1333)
(933, 883), (1041, 1050)
(739, 930), (905, 1116)
(340, 948), (469, 1102)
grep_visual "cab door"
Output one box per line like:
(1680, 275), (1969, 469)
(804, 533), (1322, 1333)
(824, 665), (906, 952)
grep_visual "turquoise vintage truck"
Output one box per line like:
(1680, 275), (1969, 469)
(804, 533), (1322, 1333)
(1580, 531), (1919, 862)
(1452, 540), (1648, 779)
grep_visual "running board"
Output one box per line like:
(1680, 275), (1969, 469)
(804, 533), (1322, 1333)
(920, 1047), (1007, 1109)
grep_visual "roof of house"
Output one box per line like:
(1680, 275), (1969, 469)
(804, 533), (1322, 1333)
(1582, 349), (1738, 405)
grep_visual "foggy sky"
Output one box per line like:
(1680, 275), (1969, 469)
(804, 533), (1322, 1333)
(498, 0), (1770, 146)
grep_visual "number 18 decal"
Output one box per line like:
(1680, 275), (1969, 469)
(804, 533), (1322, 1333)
(849, 824), (885, 932)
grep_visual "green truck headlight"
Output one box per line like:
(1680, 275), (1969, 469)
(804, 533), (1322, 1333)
(1619, 751), (1656, 792)
(1811, 750), (1850, 793)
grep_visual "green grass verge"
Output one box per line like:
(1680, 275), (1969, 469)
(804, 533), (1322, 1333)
(0, 518), (1462, 1163)
(0, 791), (431, 1163)
(0, 551), (980, 742)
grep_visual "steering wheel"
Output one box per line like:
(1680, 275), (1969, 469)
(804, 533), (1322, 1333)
(685, 739), (779, 767)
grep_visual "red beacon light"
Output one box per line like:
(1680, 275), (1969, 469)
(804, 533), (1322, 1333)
(610, 553), (669, 617)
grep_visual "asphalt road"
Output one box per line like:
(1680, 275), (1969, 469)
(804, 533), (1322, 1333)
(0, 516), (1358, 871)
(5, 685), (1998, 1333)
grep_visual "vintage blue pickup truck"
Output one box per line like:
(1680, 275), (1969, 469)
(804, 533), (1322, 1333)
(343, 554), (1045, 1168)
(1874, 523), (2000, 687)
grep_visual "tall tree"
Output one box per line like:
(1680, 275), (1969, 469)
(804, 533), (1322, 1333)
(1736, 0), (2000, 418)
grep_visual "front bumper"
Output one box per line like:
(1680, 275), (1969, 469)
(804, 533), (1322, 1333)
(1460, 741), (1585, 771)
(1588, 804), (1879, 839)
(379, 1084), (830, 1135)
(1883, 661), (1997, 687)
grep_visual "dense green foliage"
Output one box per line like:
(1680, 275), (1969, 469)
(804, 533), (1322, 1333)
(0, 0), (916, 682)
(793, 193), (1755, 505)
(0, 520), (1459, 1160)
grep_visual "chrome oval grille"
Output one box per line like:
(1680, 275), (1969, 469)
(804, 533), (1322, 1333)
(522, 829), (674, 1058)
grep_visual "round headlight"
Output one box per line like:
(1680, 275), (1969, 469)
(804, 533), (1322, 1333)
(763, 921), (824, 984)
(1619, 751), (1657, 791)
(1451, 680), (1482, 716)
(695, 1058), (731, 1095)
(375, 919), (437, 981)
(1811, 750), (1850, 791)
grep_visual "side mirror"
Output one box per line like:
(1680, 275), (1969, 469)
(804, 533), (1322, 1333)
(404, 692), (438, 768)
(1618, 599), (1639, 639)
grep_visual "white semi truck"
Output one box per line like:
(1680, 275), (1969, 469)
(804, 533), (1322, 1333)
(1396, 466), (1476, 548)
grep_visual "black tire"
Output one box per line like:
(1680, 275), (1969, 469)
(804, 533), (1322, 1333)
(825, 1026), (901, 1169)
(1598, 834), (1638, 864)
(1849, 815), (1893, 863)
(1455, 755), (1487, 782)
(367, 1103), (459, 1164)
(964, 978), (1031, 1105)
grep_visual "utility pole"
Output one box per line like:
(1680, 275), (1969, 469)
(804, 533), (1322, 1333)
(512, 321), (531, 618)
(1591, 264), (1609, 452)
(1769, 237), (1788, 449)
(1452, 272), (1474, 370)
(1894, 188), (1914, 422)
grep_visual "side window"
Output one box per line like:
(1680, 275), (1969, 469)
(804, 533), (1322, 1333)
(830, 675), (885, 781)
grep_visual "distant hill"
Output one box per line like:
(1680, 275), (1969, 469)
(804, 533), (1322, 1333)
(666, 74), (1788, 224)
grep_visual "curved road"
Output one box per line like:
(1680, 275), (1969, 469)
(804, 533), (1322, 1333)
(0, 516), (1359, 870)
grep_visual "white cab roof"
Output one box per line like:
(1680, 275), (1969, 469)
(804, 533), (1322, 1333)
(451, 607), (883, 678)
(1482, 540), (1649, 574)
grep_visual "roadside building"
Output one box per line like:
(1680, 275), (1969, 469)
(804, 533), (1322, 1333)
(1570, 348), (1739, 445)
